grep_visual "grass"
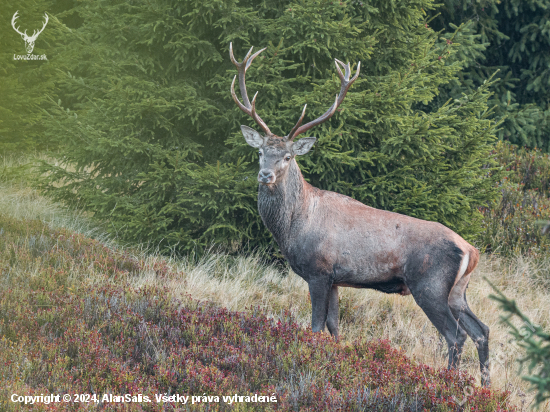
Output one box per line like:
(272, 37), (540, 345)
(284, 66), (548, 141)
(0, 153), (114, 245)
(0, 155), (547, 410)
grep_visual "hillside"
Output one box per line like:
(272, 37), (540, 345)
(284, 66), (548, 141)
(0, 179), (534, 411)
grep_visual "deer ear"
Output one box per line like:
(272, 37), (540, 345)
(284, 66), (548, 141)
(240, 125), (264, 148)
(292, 137), (317, 155)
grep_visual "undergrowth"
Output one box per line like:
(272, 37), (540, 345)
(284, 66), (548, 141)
(0, 214), (514, 411)
(478, 142), (550, 256)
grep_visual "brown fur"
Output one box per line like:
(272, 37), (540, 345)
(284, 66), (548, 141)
(466, 246), (480, 275)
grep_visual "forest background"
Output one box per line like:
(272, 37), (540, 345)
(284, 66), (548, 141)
(2, 0), (550, 409)
(2, 0), (550, 258)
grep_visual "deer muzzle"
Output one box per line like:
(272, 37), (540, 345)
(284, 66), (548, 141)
(258, 170), (276, 185)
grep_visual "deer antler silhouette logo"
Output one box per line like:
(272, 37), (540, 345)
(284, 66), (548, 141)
(11, 11), (48, 54)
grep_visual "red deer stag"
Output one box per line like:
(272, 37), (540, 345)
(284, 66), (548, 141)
(229, 43), (490, 386)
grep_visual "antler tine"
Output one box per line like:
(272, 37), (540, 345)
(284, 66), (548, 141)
(288, 60), (360, 141)
(334, 59), (350, 81)
(11, 11), (18, 28)
(231, 77), (268, 132)
(229, 42), (239, 66)
(11, 11), (26, 37)
(231, 75), (249, 113)
(246, 48), (266, 71)
(30, 13), (48, 40)
(229, 43), (271, 135)
(250, 92), (260, 119)
(353, 61), (361, 81)
(287, 104), (308, 140)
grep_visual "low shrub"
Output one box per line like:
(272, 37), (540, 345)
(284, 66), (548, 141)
(0, 213), (515, 411)
(477, 142), (550, 257)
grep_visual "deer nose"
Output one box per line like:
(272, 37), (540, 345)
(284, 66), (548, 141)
(258, 170), (276, 184)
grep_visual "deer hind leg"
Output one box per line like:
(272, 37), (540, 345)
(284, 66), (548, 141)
(407, 243), (469, 371)
(448, 272), (491, 386)
(409, 278), (468, 370)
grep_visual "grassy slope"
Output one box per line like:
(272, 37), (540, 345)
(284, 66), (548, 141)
(0, 194), (511, 412)
(0, 158), (543, 411)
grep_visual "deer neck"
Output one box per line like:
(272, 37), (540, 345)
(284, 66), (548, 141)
(257, 159), (309, 250)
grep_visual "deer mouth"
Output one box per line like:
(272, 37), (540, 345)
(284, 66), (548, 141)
(258, 178), (278, 189)
(259, 181), (276, 187)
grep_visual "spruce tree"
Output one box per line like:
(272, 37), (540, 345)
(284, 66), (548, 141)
(39, 0), (503, 254)
(431, 0), (550, 150)
(490, 284), (550, 406)
(0, 0), (65, 152)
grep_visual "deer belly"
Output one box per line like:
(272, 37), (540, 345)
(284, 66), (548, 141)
(333, 279), (410, 295)
(331, 257), (408, 295)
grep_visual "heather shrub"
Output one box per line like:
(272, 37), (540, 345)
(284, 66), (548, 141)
(0, 212), (515, 411)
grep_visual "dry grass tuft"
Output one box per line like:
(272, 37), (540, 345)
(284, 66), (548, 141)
(0, 154), (113, 245)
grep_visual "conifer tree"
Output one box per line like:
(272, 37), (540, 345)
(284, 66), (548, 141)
(39, 0), (503, 254)
(0, 0), (65, 152)
(490, 284), (550, 406)
(432, 0), (550, 150)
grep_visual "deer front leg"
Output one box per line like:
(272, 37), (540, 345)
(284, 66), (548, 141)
(326, 285), (339, 338)
(308, 277), (332, 333)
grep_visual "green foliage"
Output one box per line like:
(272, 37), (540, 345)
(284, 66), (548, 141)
(490, 283), (550, 408)
(496, 143), (550, 193)
(477, 142), (550, 256)
(431, 0), (550, 150)
(38, 0), (503, 255)
(0, 0), (67, 152)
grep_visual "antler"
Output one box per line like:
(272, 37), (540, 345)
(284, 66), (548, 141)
(11, 11), (48, 40)
(229, 43), (272, 136)
(11, 11), (26, 37)
(28, 13), (49, 41)
(287, 59), (360, 141)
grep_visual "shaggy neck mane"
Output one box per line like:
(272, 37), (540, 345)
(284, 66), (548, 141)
(257, 159), (309, 251)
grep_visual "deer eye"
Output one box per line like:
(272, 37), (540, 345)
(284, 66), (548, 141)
(285, 155), (291, 161)
(258, 151), (262, 156)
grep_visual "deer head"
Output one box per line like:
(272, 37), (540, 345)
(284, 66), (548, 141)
(230, 43), (360, 186)
(12, 11), (49, 54)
